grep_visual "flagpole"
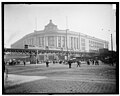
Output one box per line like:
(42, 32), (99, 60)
(35, 17), (37, 31)
(66, 16), (68, 61)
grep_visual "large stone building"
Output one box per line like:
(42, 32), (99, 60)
(11, 20), (109, 53)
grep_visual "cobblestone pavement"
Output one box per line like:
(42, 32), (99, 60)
(4, 79), (116, 93)
(4, 63), (117, 94)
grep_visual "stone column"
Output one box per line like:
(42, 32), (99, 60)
(55, 36), (57, 48)
(61, 36), (62, 48)
(54, 36), (56, 48)
(45, 36), (48, 46)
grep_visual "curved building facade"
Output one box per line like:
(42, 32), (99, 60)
(11, 20), (109, 53)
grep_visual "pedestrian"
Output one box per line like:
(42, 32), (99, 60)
(77, 60), (81, 67)
(53, 60), (55, 64)
(97, 60), (99, 65)
(59, 60), (62, 64)
(46, 60), (49, 67)
(95, 60), (99, 65)
(87, 60), (90, 65)
(68, 60), (72, 68)
(4, 61), (8, 78)
(24, 61), (26, 66)
(6, 67), (8, 78)
(109, 58), (113, 66)
(92, 60), (94, 65)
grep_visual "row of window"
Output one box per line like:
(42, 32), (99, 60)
(48, 36), (54, 46)
(39, 37), (44, 47)
(24, 38), (34, 46)
(81, 38), (85, 49)
(89, 40), (104, 47)
(70, 37), (79, 49)
(24, 36), (66, 48)
(24, 37), (85, 50)
(57, 36), (66, 48)
(89, 44), (104, 49)
(23, 37), (107, 51)
(105, 43), (109, 48)
(81, 38), (85, 42)
(89, 40), (105, 50)
(89, 49), (99, 52)
(82, 47), (85, 50)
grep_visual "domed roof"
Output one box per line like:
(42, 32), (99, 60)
(44, 20), (58, 32)
(47, 20), (55, 25)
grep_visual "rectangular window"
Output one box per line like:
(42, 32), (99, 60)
(104, 43), (108, 49)
(39, 37), (44, 47)
(81, 38), (85, 42)
(77, 38), (79, 49)
(89, 40), (90, 43)
(74, 37), (76, 49)
(58, 36), (61, 47)
(81, 38), (85, 46)
(48, 36), (54, 47)
(31, 38), (34, 45)
(71, 37), (73, 49)
(24, 40), (26, 46)
(39, 37), (41, 46)
(42, 37), (44, 47)
(82, 43), (85, 46)
(81, 38), (85, 50)
(82, 47), (85, 50)
(29, 39), (31, 45)
(62, 36), (65, 48)
(27, 39), (29, 45)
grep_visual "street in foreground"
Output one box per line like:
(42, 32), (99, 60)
(4, 62), (117, 94)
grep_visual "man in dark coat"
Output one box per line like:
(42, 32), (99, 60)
(24, 61), (26, 66)
(87, 60), (90, 65)
(46, 60), (49, 67)
(68, 60), (72, 68)
(92, 60), (94, 65)
(77, 60), (81, 67)
(95, 60), (99, 65)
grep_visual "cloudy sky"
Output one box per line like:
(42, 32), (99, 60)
(4, 4), (116, 51)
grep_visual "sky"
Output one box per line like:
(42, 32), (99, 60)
(4, 4), (116, 51)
